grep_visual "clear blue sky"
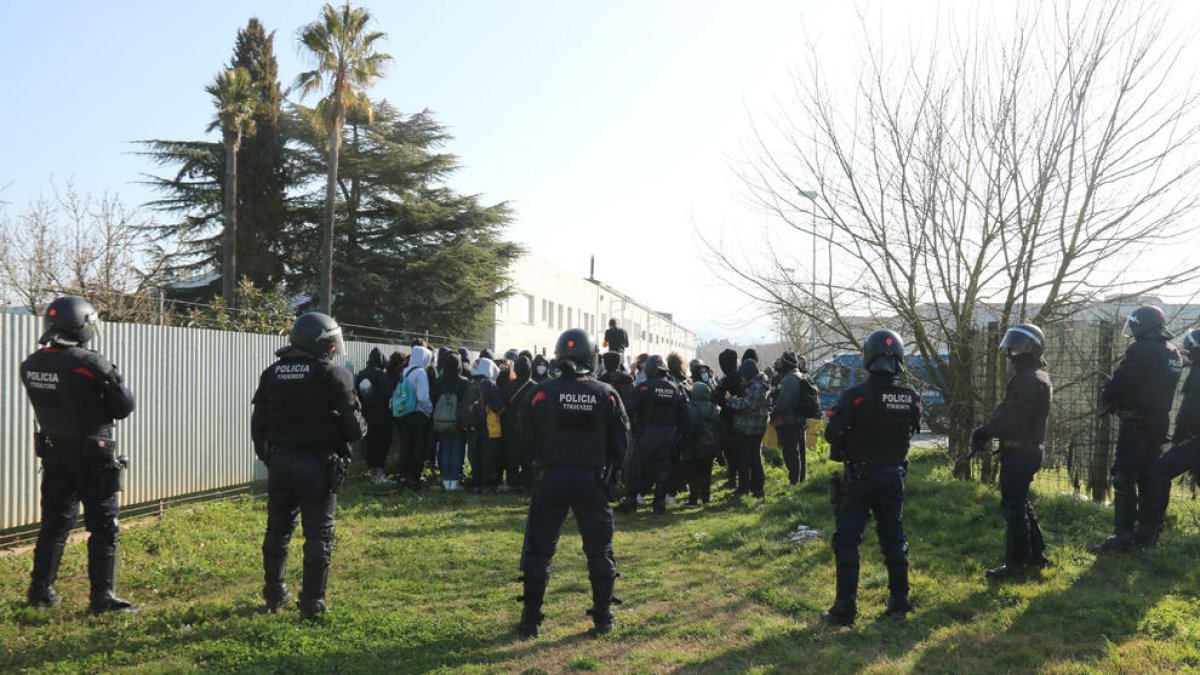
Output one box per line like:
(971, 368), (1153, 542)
(0, 1), (911, 342)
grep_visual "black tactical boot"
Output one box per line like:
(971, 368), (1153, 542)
(86, 541), (137, 615)
(587, 576), (617, 635)
(298, 564), (329, 620)
(1092, 491), (1136, 554)
(986, 529), (1028, 581)
(517, 605), (544, 639)
(820, 563), (858, 627)
(517, 573), (548, 639)
(263, 554), (292, 613)
(883, 563), (912, 618)
(26, 542), (65, 609)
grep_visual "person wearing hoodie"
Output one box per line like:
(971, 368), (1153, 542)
(356, 348), (396, 485)
(431, 352), (470, 491)
(682, 381), (722, 506)
(531, 354), (551, 383)
(599, 352), (636, 410)
(395, 345), (434, 489)
(726, 359), (771, 498)
(714, 348), (744, 491)
(772, 352), (821, 485)
(500, 355), (536, 491)
(619, 355), (689, 514)
(971, 324), (1053, 581)
(467, 357), (504, 493)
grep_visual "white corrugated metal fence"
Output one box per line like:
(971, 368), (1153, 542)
(1, 313), (402, 532)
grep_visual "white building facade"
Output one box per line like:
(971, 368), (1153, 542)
(492, 254), (697, 359)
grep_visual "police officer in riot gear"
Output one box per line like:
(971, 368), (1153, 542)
(971, 324), (1053, 580)
(618, 355), (689, 514)
(1093, 306), (1183, 553)
(1145, 328), (1200, 544)
(20, 296), (137, 613)
(252, 312), (366, 619)
(518, 328), (629, 638)
(822, 329), (921, 626)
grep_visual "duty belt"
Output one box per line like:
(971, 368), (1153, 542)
(275, 444), (336, 455)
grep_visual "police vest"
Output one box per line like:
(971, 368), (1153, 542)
(539, 378), (611, 468)
(20, 346), (116, 440)
(846, 381), (919, 464)
(262, 356), (342, 446)
(638, 379), (680, 428)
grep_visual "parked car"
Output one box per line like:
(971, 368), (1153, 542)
(809, 352), (949, 432)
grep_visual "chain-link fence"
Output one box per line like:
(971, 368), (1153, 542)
(967, 319), (1190, 502)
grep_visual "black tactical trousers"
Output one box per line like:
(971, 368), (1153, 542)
(520, 467), (617, 602)
(832, 464), (907, 568)
(631, 426), (675, 505)
(778, 422), (806, 484)
(735, 430), (765, 495)
(362, 411), (393, 471)
(998, 444), (1046, 562)
(1112, 413), (1170, 533)
(262, 449), (337, 594)
(33, 444), (121, 582)
(1149, 435), (1200, 526)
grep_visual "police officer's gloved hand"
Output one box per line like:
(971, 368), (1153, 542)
(970, 427), (988, 456)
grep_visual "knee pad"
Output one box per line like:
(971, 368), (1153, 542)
(303, 538), (333, 568)
(262, 531), (291, 557)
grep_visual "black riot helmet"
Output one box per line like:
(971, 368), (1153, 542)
(289, 312), (345, 358)
(40, 296), (100, 346)
(554, 328), (596, 375)
(1182, 328), (1200, 357)
(644, 355), (668, 377)
(1124, 305), (1171, 340)
(1000, 323), (1045, 359)
(862, 329), (904, 375)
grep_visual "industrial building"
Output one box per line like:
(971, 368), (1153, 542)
(491, 253), (697, 359)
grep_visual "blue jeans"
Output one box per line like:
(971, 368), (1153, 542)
(436, 432), (466, 482)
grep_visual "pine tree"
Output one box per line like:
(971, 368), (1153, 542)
(287, 101), (521, 338)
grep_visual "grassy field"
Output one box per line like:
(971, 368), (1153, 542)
(3, 446), (1200, 674)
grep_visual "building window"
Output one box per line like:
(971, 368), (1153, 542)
(557, 304), (564, 330)
(541, 299), (548, 321)
(567, 307), (573, 328)
(523, 294), (535, 325)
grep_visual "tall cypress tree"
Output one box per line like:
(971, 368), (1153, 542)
(230, 18), (286, 289)
(140, 17), (287, 295)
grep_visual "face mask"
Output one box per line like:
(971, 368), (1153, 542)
(701, 373), (710, 382)
(536, 366), (547, 375)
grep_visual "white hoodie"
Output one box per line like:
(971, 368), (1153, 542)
(403, 346), (434, 416)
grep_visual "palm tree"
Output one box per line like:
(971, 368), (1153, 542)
(206, 67), (261, 306)
(295, 2), (391, 313)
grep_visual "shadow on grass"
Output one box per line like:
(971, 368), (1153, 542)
(675, 588), (998, 674)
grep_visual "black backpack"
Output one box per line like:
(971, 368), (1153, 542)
(459, 379), (485, 430)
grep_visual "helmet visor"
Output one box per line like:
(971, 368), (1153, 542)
(1000, 327), (1040, 355)
(318, 325), (345, 356)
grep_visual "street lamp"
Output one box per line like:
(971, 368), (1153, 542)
(799, 189), (818, 366)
